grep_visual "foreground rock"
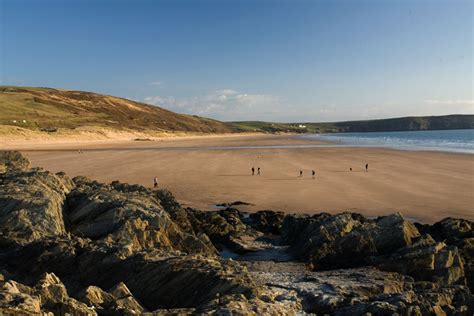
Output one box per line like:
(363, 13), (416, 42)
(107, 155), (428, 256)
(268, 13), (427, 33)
(66, 176), (217, 257)
(245, 262), (472, 315)
(0, 165), (74, 244)
(282, 212), (467, 287)
(0, 151), (472, 315)
(0, 272), (96, 315)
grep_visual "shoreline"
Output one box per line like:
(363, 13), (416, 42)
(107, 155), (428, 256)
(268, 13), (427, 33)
(2, 128), (473, 156)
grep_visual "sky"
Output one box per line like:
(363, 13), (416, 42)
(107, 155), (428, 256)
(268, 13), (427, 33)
(0, 0), (472, 122)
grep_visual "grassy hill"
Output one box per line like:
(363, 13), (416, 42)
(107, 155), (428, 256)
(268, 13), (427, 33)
(2, 86), (472, 138)
(233, 115), (474, 134)
(0, 86), (236, 134)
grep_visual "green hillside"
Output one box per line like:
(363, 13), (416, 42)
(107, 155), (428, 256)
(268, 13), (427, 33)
(2, 86), (471, 136)
(0, 86), (236, 134)
(233, 115), (474, 134)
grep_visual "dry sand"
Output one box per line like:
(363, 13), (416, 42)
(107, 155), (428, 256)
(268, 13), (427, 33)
(5, 134), (473, 223)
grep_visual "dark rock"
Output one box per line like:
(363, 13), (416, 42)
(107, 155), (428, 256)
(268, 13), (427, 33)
(66, 177), (216, 257)
(0, 272), (96, 315)
(247, 210), (286, 234)
(373, 234), (466, 286)
(282, 212), (421, 269)
(417, 218), (474, 292)
(0, 151), (472, 315)
(0, 150), (30, 172)
(0, 167), (74, 244)
(188, 207), (261, 253)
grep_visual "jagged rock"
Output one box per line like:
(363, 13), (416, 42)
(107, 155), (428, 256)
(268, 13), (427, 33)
(417, 218), (473, 242)
(0, 278), (41, 314)
(372, 212), (421, 253)
(0, 150), (30, 172)
(0, 237), (259, 312)
(78, 285), (115, 309)
(188, 207), (262, 253)
(190, 208), (249, 239)
(0, 167), (74, 244)
(248, 265), (409, 314)
(246, 210), (286, 234)
(282, 212), (468, 287)
(335, 284), (473, 316)
(0, 151), (472, 315)
(247, 262), (473, 315)
(417, 217), (474, 292)
(282, 212), (369, 268)
(66, 176), (216, 257)
(0, 273), (97, 316)
(282, 212), (422, 269)
(374, 234), (466, 286)
(35, 272), (97, 316)
(77, 282), (146, 315)
(115, 255), (258, 310)
(198, 293), (299, 315)
(109, 282), (145, 313)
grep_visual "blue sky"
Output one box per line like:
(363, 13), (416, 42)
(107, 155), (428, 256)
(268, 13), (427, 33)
(1, 0), (472, 122)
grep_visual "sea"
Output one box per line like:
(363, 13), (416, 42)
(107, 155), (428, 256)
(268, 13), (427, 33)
(301, 129), (474, 154)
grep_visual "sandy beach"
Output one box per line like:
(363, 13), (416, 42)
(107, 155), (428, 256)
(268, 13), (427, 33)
(6, 134), (473, 223)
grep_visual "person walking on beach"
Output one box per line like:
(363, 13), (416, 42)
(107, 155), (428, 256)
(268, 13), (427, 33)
(257, 167), (261, 175)
(299, 170), (303, 177)
(153, 177), (158, 188)
(251, 167), (255, 175)
(365, 163), (369, 172)
(312, 170), (315, 179)
(350, 167), (352, 171)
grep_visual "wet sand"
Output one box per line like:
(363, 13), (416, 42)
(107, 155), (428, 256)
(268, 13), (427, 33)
(8, 134), (474, 223)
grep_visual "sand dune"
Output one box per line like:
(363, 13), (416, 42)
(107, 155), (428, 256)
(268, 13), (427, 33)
(8, 134), (473, 223)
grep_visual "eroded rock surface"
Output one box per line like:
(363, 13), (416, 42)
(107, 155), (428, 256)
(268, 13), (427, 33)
(0, 151), (472, 315)
(0, 161), (74, 244)
(66, 176), (217, 257)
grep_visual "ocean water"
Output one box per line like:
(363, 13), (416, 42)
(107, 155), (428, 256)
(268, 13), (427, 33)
(301, 129), (474, 154)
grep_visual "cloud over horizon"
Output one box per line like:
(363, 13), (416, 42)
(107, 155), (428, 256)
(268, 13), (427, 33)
(144, 89), (283, 121)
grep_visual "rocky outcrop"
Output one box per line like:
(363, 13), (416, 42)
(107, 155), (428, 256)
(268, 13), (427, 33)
(188, 207), (264, 254)
(66, 176), (216, 257)
(78, 282), (145, 314)
(246, 210), (285, 234)
(286, 212), (421, 263)
(0, 150), (30, 172)
(282, 212), (456, 276)
(417, 218), (474, 292)
(0, 165), (74, 244)
(373, 234), (466, 286)
(0, 273), (96, 315)
(0, 151), (472, 315)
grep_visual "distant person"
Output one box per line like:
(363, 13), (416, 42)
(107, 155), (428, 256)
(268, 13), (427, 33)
(350, 167), (352, 171)
(257, 167), (261, 175)
(251, 167), (255, 175)
(365, 163), (369, 172)
(153, 177), (158, 188)
(312, 170), (315, 179)
(299, 170), (303, 177)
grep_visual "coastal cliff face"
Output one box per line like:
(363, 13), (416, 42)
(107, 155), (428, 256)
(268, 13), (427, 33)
(0, 151), (472, 315)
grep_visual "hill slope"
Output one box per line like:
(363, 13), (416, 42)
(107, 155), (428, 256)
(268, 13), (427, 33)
(233, 114), (474, 133)
(0, 86), (236, 134)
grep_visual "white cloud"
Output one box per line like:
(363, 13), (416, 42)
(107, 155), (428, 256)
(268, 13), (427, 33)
(144, 89), (282, 120)
(423, 99), (474, 105)
(149, 81), (163, 86)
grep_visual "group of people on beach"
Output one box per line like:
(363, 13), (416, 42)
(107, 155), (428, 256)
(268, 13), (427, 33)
(152, 163), (369, 188)
(251, 167), (261, 176)
(250, 163), (369, 179)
